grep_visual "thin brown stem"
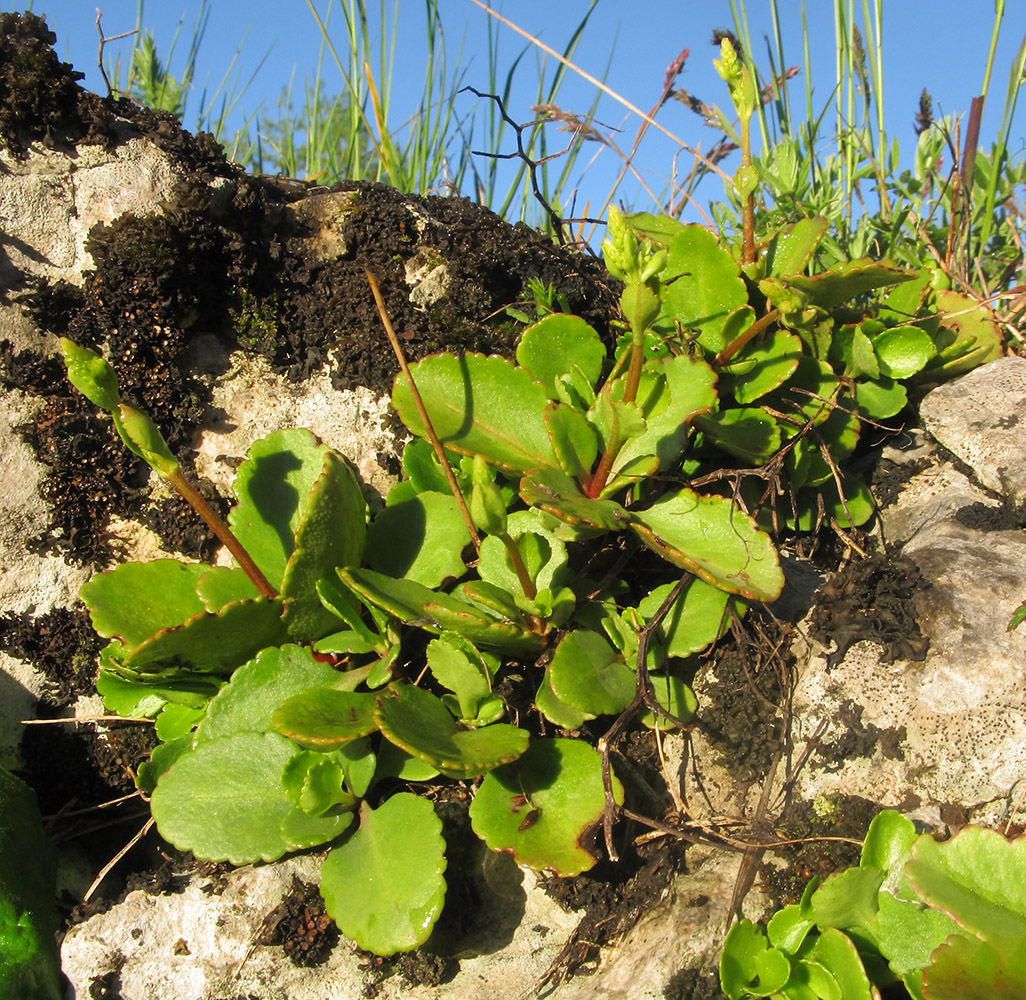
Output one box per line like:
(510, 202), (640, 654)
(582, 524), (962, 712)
(367, 270), (482, 553)
(166, 469), (277, 600)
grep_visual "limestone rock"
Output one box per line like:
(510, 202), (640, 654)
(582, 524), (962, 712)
(919, 354), (1026, 508)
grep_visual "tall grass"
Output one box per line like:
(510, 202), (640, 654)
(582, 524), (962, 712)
(104, 0), (266, 145)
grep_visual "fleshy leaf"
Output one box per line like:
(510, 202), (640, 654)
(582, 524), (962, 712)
(280, 807), (353, 852)
(365, 491), (470, 587)
(638, 577), (742, 657)
(425, 635), (494, 722)
(196, 566), (259, 611)
(728, 329), (803, 404)
(544, 402), (599, 482)
(664, 225), (749, 353)
(871, 324), (935, 379)
(281, 751), (357, 816)
(341, 567), (543, 654)
(534, 669), (591, 729)
(476, 513), (568, 597)
(905, 826), (1026, 943)
(150, 731), (315, 864)
(638, 673), (698, 730)
(516, 314), (606, 397)
(630, 489), (784, 601)
(856, 378), (908, 419)
(547, 629), (635, 717)
(469, 738), (624, 876)
(915, 289), (1003, 383)
(519, 466), (631, 532)
(320, 794), (446, 955)
(196, 644), (339, 742)
(399, 437), (454, 495)
(810, 927), (875, 1000)
(719, 919), (791, 999)
(80, 560), (208, 650)
(281, 451), (368, 640)
(764, 259), (916, 310)
(613, 354), (718, 472)
(922, 931), (1026, 1000)
(692, 408), (781, 465)
(375, 683), (529, 777)
(392, 353), (558, 472)
(229, 429), (337, 589)
(273, 689), (380, 749)
(765, 216), (827, 276)
(122, 598), (289, 677)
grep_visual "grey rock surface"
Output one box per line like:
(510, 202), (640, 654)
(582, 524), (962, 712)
(789, 357), (1026, 827)
(918, 354), (1026, 508)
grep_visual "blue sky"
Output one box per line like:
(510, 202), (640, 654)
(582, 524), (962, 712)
(10, 1), (1026, 224)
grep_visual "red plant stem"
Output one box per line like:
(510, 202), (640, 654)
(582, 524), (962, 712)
(740, 116), (756, 267)
(714, 308), (779, 367)
(500, 533), (537, 602)
(584, 441), (618, 499)
(166, 469), (277, 600)
(622, 333), (644, 407)
(367, 270), (482, 552)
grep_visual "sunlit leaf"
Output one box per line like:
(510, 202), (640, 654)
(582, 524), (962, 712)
(469, 738), (623, 875)
(320, 794), (446, 955)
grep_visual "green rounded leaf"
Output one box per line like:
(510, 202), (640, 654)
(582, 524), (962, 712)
(273, 689), (380, 749)
(871, 325), (935, 379)
(280, 451), (368, 641)
(123, 598), (289, 678)
(729, 329), (803, 404)
(151, 731), (310, 863)
(638, 673), (698, 730)
(630, 489), (784, 602)
(375, 683), (528, 777)
(719, 919), (790, 1000)
(320, 794), (446, 955)
(393, 353), (558, 472)
(229, 429), (336, 589)
(516, 314), (606, 397)
(81, 560), (207, 650)
(810, 927), (874, 1000)
(469, 738), (623, 876)
(544, 402), (600, 482)
(534, 668), (591, 730)
(281, 752), (357, 816)
(855, 377), (908, 419)
(196, 644), (339, 742)
(547, 629), (635, 717)
(664, 226), (748, 353)
(905, 825), (1026, 942)
(280, 807), (353, 852)
(638, 577), (741, 657)
(365, 491), (470, 587)
(692, 408), (781, 465)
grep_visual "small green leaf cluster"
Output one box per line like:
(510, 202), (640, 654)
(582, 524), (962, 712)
(720, 810), (1026, 1000)
(603, 211), (1001, 533)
